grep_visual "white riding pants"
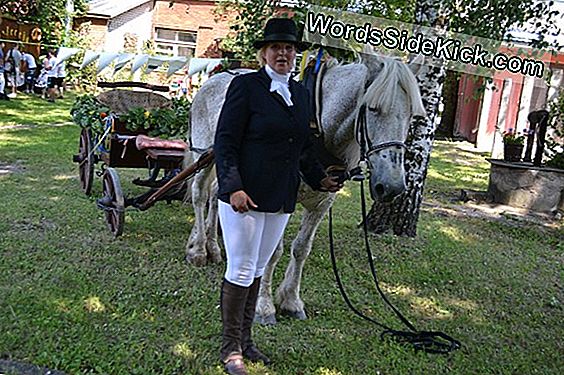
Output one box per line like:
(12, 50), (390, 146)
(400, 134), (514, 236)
(218, 200), (290, 287)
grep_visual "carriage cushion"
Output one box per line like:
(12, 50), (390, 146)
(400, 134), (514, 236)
(97, 89), (171, 115)
(135, 134), (189, 151)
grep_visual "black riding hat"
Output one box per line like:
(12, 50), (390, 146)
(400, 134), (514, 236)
(253, 18), (309, 51)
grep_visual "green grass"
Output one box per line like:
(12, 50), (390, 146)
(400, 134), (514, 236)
(0, 95), (562, 374)
(0, 92), (76, 127)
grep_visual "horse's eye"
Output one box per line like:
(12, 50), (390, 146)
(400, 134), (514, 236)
(367, 106), (380, 114)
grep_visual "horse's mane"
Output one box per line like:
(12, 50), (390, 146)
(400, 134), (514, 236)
(361, 58), (426, 117)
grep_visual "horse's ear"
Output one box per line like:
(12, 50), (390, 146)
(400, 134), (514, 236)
(359, 52), (384, 75)
(407, 54), (425, 76)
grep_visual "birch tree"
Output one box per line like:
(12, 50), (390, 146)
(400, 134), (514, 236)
(366, 0), (561, 236)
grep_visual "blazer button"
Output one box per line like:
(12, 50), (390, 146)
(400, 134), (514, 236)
(288, 137), (294, 143)
(285, 158), (290, 164)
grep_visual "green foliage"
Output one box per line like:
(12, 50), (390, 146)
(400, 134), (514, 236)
(214, 0), (278, 64)
(114, 97), (191, 139)
(61, 22), (97, 92)
(502, 129), (526, 145)
(213, 0), (559, 65)
(546, 89), (564, 169)
(71, 94), (191, 140)
(70, 94), (110, 135)
(1, 0), (88, 47)
(214, 0), (416, 63)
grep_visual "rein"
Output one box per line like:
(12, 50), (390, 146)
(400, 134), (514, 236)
(326, 105), (462, 354)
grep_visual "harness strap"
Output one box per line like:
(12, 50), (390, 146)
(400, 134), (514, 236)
(355, 104), (407, 161)
(190, 146), (211, 154)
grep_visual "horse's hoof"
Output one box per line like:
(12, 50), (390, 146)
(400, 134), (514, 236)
(254, 313), (277, 326)
(186, 252), (207, 267)
(280, 309), (307, 320)
(206, 242), (223, 264)
(208, 251), (222, 264)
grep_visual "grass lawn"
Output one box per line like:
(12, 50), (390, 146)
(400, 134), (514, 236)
(0, 93), (562, 374)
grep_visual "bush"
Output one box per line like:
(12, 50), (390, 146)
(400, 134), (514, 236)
(546, 89), (564, 169)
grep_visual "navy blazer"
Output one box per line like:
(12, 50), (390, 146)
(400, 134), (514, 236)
(214, 67), (326, 213)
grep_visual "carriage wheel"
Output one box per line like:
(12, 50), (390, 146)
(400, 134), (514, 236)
(78, 128), (95, 195)
(102, 168), (125, 237)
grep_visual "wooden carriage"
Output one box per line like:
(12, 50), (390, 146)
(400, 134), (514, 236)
(72, 82), (213, 237)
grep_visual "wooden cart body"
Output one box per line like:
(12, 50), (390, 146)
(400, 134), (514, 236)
(73, 82), (209, 237)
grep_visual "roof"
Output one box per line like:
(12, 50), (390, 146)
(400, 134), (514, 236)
(86, 0), (151, 18)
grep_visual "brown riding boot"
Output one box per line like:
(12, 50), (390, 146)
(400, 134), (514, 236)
(220, 279), (250, 375)
(241, 277), (272, 366)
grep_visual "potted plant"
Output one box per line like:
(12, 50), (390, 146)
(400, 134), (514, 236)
(502, 128), (525, 162)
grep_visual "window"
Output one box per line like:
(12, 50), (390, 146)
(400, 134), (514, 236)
(154, 27), (196, 57)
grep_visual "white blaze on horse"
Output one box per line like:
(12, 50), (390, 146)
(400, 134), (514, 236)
(184, 53), (425, 324)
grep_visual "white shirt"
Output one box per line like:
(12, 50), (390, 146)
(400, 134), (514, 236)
(46, 57), (58, 77)
(56, 61), (66, 78)
(23, 53), (37, 69)
(265, 64), (293, 106)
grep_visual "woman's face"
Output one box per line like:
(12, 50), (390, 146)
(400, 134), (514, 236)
(262, 42), (296, 74)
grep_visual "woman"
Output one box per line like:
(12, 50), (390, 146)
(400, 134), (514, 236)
(214, 18), (342, 375)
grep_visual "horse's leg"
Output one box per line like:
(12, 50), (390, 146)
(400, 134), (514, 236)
(254, 238), (283, 325)
(276, 193), (335, 319)
(205, 178), (222, 264)
(186, 168), (212, 267)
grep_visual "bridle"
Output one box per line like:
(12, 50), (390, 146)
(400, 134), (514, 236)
(354, 103), (407, 165)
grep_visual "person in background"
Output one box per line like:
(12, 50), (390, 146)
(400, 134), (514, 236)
(0, 42), (6, 100)
(56, 59), (66, 99)
(0, 46), (6, 100)
(22, 50), (37, 94)
(46, 50), (59, 102)
(4, 44), (17, 98)
(10, 43), (23, 95)
(40, 51), (50, 98)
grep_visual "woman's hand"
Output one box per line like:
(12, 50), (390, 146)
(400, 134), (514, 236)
(229, 190), (258, 213)
(319, 176), (344, 193)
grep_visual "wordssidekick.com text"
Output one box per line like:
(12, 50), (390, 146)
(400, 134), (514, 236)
(305, 9), (547, 79)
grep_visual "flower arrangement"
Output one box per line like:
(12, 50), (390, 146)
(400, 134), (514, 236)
(502, 129), (526, 145)
(70, 94), (110, 135)
(71, 94), (191, 140)
(120, 96), (191, 139)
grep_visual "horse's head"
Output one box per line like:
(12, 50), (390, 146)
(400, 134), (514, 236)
(357, 55), (426, 201)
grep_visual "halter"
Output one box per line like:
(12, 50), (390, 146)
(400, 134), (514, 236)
(354, 103), (407, 163)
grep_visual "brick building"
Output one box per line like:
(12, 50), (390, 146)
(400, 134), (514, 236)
(75, 0), (234, 58)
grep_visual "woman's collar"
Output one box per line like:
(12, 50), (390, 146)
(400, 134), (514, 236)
(265, 64), (290, 83)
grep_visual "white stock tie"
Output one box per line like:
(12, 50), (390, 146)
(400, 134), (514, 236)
(265, 64), (293, 107)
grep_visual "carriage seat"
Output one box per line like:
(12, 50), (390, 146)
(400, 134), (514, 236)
(135, 134), (189, 164)
(135, 135), (189, 151)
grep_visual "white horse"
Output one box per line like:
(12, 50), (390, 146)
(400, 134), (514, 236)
(184, 54), (426, 324)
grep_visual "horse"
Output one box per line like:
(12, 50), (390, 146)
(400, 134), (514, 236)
(183, 53), (426, 324)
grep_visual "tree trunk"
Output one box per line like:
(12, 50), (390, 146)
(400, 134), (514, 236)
(437, 70), (460, 138)
(365, 0), (447, 236)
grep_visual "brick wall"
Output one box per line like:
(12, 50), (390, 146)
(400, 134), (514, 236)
(153, 0), (233, 57)
(75, 17), (109, 51)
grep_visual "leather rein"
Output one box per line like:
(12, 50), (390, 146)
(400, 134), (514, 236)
(326, 79), (461, 355)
